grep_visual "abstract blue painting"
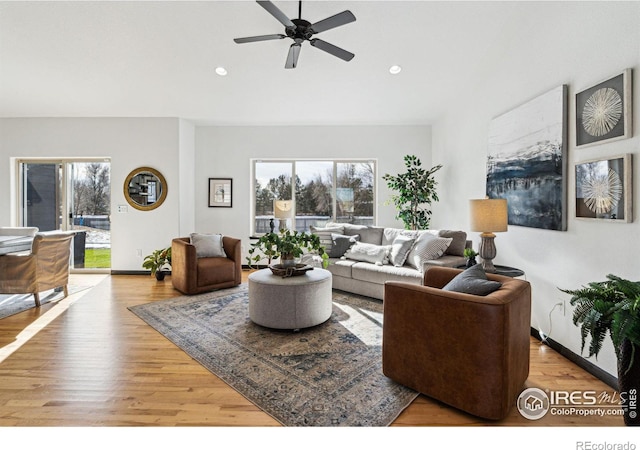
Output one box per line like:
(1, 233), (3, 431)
(486, 85), (568, 231)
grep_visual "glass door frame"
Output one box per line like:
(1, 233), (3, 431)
(15, 157), (111, 274)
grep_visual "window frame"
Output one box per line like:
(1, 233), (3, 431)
(250, 158), (377, 236)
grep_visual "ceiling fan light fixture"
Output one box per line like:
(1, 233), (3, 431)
(389, 65), (402, 75)
(215, 67), (228, 76)
(234, 1), (356, 69)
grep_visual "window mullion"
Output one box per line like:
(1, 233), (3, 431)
(332, 162), (337, 222)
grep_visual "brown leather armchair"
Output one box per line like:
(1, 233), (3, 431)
(382, 266), (531, 420)
(171, 236), (242, 295)
(0, 232), (75, 306)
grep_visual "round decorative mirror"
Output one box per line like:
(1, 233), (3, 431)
(123, 167), (167, 211)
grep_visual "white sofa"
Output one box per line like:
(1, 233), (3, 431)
(310, 222), (470, 300)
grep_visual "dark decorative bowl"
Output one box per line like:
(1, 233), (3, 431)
(269, 263), (314, 278)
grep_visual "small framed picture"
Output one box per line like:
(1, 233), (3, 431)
(575, 154), (632, 222)
(576, 69), (632, 147)
(208, 178), (232, 208)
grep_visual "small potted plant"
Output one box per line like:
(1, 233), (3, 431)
(247, 229), (329, 270)
(142, 247), (172, 280)
(463, 248), (478, 268)
(560, 274), (640, 426)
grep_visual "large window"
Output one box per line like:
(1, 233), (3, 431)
(252, 159), (376, 235)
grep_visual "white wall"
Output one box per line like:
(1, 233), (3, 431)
(0, 121), (430, 270)
(178, 119), (196, 236)
(0, 117), (185, 271)
(194, 125), (431, 255)
(430, 1), (640, 377)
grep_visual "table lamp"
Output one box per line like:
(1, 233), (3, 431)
(469, 198), (508, 273)
(274, 200), (292, 232)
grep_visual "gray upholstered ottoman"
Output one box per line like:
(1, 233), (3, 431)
(248, 268), (333, 330)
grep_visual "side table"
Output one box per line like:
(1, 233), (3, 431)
(457, 264), (525, 278)
(492, 265), (525, 278)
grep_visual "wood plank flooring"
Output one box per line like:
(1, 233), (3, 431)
(0, 272), (626, 428)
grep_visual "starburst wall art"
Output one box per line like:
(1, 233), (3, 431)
(576, 69), (632, 147)
(575, 154), (632, 222)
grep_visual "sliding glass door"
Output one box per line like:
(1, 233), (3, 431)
(18, 159), (111, 272)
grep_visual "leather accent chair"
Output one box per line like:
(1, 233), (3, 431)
(382, 266), (532, 420)
(0, 231), (75, 306)
(171, 236), (242, 295)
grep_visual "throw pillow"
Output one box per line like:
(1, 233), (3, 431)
(388, 235), (416, 267)
(442, 264), (502, 296)
(329, 233), (359, 258)
(382, 228), (418, 246)
(310, 226), (344, 255)
(190, 233), (227, 258)
(405, 234), (453, 272)
(326, 222), (383, 245)
(438, 230), (468, 256)
(357, 226), (384, 245)
(343, 242), (391, 266)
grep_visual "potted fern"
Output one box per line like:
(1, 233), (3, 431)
(560, 274), (640, 426)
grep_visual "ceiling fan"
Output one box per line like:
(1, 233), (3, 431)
(233, 0), (356, 69)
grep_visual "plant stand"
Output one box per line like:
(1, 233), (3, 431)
(618, 339), (640, 426)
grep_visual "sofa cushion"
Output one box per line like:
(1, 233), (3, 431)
(326, 258), (358, 278)
(190, 233), (227, 258)
(442, 264), (502, 296)
(388, 235), (416, 267)
(197, 256), (236, 286)
(438, 230), (467, 256)
(310, 226), (344, 255)
(405, 234), (452, 272)
(343, 242), (391, 265)
(329, 233), (359, 258)
(423, 254), (467, 269)
(351, 262), (423, 285)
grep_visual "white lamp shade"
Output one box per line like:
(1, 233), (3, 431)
(274, 200), (292, 219)
(469, 198), (508, 232)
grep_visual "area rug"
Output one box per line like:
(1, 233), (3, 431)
(128, 284), (418, 426)
(0, 285), (92, 320)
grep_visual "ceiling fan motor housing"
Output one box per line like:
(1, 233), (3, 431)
(287, 19), (314, 41)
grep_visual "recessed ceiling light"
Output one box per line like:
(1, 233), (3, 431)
(215, 67), (228, 76)
(389, 65), (402, 75)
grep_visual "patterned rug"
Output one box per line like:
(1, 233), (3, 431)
(0, 285), (92, 320)
(128, 284), (418, 426)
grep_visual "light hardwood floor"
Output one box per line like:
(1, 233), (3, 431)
(0, 272), (626, 427)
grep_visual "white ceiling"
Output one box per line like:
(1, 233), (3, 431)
(1, 1), (546, 126)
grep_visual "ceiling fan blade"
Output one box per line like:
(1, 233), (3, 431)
(234, 34), (286, 44)
(309, 10), (356, 34)
(285, 43), (301, 69)
(310, 39), (354, 62)
(257, 0), (295, 28)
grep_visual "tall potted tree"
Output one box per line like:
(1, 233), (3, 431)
(560, 274), (640, 426)
(382, 154), (442, 230)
